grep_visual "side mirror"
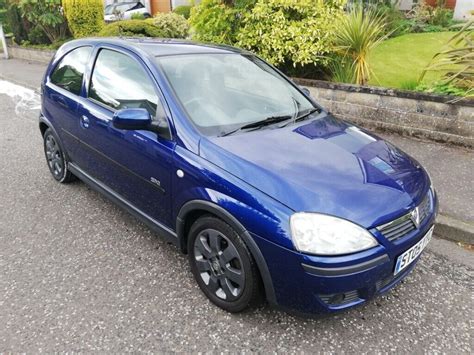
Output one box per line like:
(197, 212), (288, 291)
(300, 87), (311, 97)
(113, 108), (151, 130)
(112, 108), (169, 137)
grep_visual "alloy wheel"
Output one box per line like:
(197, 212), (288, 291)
(45, 134), (63, 178)
(193, 228), (245, 301)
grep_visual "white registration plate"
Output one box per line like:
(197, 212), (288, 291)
(394, 226), (434, 275)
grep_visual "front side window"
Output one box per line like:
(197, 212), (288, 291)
(50, 46), (92, 95)
(104, 5), (114, 15)
(89, 49), (159, 117)
(157, 53), (315, 136)
(116, 3), (134, 12)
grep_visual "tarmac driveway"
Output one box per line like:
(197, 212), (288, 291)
(0, 87), (472, 353)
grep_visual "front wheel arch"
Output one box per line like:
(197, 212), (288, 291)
(176, 200), (277, 305)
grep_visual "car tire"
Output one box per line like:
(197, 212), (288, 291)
(188, 215), (263, 313)
(43, 128), (76, 183)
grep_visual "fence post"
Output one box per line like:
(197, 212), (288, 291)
(0, 23), (9, 60)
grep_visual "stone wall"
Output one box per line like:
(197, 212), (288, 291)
(8, 45), (54, 64)
(296, 79), (474, 149)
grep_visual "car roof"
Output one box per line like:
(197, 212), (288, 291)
(65, 37), (248, 57)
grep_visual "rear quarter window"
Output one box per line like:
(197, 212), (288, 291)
(50, 46), (92, 96)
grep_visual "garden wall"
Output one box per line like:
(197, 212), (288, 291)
(7, 45), (54, 64)
(296, 78), (474, 149)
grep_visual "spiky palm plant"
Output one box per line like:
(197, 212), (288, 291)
(333, 6), (388, 85)
(419, 20), (473, 96)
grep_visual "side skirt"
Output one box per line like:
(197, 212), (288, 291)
(68, 163), (179, 246)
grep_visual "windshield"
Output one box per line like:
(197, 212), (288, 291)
(104, 5), (114, 15)
(156, 54), (315, 136)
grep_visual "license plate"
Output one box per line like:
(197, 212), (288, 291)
(394, 226), (434, 275)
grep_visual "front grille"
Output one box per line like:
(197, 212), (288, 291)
(377, 214), (416, 241)
(376, 191), (432, 242)
(319, 290), (361, 306)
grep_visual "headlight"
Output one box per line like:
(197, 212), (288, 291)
(424, 168), (435, 195)
(290, 213), (378, 255)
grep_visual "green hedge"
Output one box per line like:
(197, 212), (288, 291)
(148, 13), (189, 38)
(237, 0), (345, 67)
(173, 5), (192, 19)
(98, 20), (167, 37)
(98, 14), (189, 39)
(63, 0), (104, 38)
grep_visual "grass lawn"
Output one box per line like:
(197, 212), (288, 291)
(369, 32), (454, 89)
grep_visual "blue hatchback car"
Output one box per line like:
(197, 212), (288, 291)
(40, 38), (438, 315)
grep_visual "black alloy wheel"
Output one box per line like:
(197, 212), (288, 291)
(194, 228), (245, 301)
(188, 216), (262, 312)
(43, 128), (75, 183)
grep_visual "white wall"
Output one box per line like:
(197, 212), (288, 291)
(454, 0), (474, 21)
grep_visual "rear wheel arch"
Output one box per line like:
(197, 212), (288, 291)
(39, 116), (71, 161)
(176, 200), (277, 305)
(39, 121), (49, 136)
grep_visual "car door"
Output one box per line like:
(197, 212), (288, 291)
(43, 46), (92, 160)
(74, 47), (175, 228)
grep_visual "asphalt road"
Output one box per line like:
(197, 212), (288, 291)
(0, 88), (472, 353)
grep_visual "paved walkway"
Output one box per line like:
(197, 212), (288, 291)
(1, 58), (472, 241)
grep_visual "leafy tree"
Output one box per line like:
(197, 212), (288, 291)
(18, 0), (68, 43)
(6, 3), (31, 43)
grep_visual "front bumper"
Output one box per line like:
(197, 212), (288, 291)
(253, 194), (438, 315)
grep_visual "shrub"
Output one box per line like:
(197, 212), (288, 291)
(400, 79), (419, 91)
(149, 12), (189, 38)
(28, 24), (50, 44)
(173, 5), (192, 19)
(416, 82), (471, 97)
(327, 56), (356, 84)
(407, 3), (454, 30)
(420, 20), (473, 92)
(237, 0), (345, 67)
(0, 8), (10, 34)
(6, 3), (30, 43)
(333, 6), (388, 85)
(63, 0), (104, 38)
(189, 0), (255, 45)
(18, 0), (68, 43)
(430, 8), (453, 27)
(98, 20), (166, 37)
(131, 12), (145, 20)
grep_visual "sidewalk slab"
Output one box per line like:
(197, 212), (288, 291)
(378, 133), (473, 224)
(0, 58), (46, 92)
(1, 58), (472, 243)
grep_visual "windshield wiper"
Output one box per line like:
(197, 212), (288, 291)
(279, 107), (320, 128)
(220, 114), (292, 137)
